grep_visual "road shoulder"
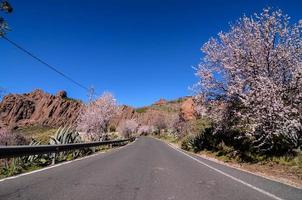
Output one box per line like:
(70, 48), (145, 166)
(153, 136), (302, 189)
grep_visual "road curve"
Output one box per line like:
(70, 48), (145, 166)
(0, 137), (301, 200)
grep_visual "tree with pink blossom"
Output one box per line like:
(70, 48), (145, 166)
(77, 92), (119, 141)
(117, 119), (138, 138)
(137, 125), (152, 136)
(195, 8), (302, 153)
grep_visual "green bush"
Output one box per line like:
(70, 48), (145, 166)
(250, 129), (301, 156)
(294, 152), (302, 169)
(194, 127), (219, 152)
(181, 135), (194, 151)
(181, 127), (219, 152)
(215, 129), (251, 153)
(135, 107), (148, 113)
(22, 139), (51, 166)
(187, 118), (211, 135)
(1, 158), (24, 177)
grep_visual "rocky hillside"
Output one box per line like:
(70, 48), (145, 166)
(0, 89), (83, 129)
(0, 89), (197, 133)
(111, 96), (197, 128)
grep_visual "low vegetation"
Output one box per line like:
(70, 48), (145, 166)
(151, 104), (178, 113)
(0, 125), (125, 178)
(135, 107), (148, 113)
(14, 125), (57, 144)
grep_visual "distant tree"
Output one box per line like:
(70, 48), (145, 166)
(152, 113), (168, 132)
(195, 8), (302, 153)
(0, 1), (13, 36)
(77, 92), (119, 141)
(166, 113), (179, 132)
(117, 119), (138, 138)
(0, 1), (13, 13)
(137, 125), (152, 135)
(150, 112), (179, 134)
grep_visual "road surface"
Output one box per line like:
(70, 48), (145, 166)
(0, 137), (301, 200)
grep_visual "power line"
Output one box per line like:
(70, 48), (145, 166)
(2, 35), (89, 91)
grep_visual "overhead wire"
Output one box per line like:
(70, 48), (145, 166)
(2, 35), (90, 92)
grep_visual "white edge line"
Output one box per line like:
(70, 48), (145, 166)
(165, 141), (284, 200)
(153, 137), (302, 190)
(194, 150), (302, 190)
(0, 138), (137, 183)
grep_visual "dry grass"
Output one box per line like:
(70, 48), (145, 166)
(15, 125), (58, 144)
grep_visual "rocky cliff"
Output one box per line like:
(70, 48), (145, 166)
(0, 89), (83, 129)
(179, 98), (197, 121)
(111, 96), (196, 128)
(0, 90), (197, 131)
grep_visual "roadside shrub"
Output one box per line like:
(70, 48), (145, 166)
(1, 157), (24, 177)
(0, 129), (29, 177)
(191, 118), (211, 134)
(181, 127), (219, 152)
(294, 152), (302, 169)
(251, 129), (302, 156)
(192, 127), (219, 152)
(181, 135), (194, 151)
(22, 139), (50, 166)
(176, 118), (212, 138)
(216, 142), (234, 156)
(0, 128), (28, 146)
(50, 126), (86, 161)
(215, 128), (252, 153)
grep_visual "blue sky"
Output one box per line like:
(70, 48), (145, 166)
(1, 0), (301, 107)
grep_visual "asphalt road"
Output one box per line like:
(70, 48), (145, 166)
(0, 137), (301, 200)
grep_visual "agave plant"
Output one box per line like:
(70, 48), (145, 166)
(50, 126), (82, 145)
(20, 139), (50, 167)
(1, 157), (23, 177)
(49, 126), (84, 161)
(28, 139), (49, 165)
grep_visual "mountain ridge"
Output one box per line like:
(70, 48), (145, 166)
(0, 89), (196, 132)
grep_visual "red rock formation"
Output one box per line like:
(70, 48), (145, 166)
(153, 98), (167, 105)
(0, 89), (83, 128)
(179, 98), (196, 121)
(0, 89), (195, 132)
(110, 105), (136, 128)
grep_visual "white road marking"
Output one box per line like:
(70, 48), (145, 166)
(0, 138), (137, 183)
(167, 143), (284, 200)
(155, 137), (302, 190)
